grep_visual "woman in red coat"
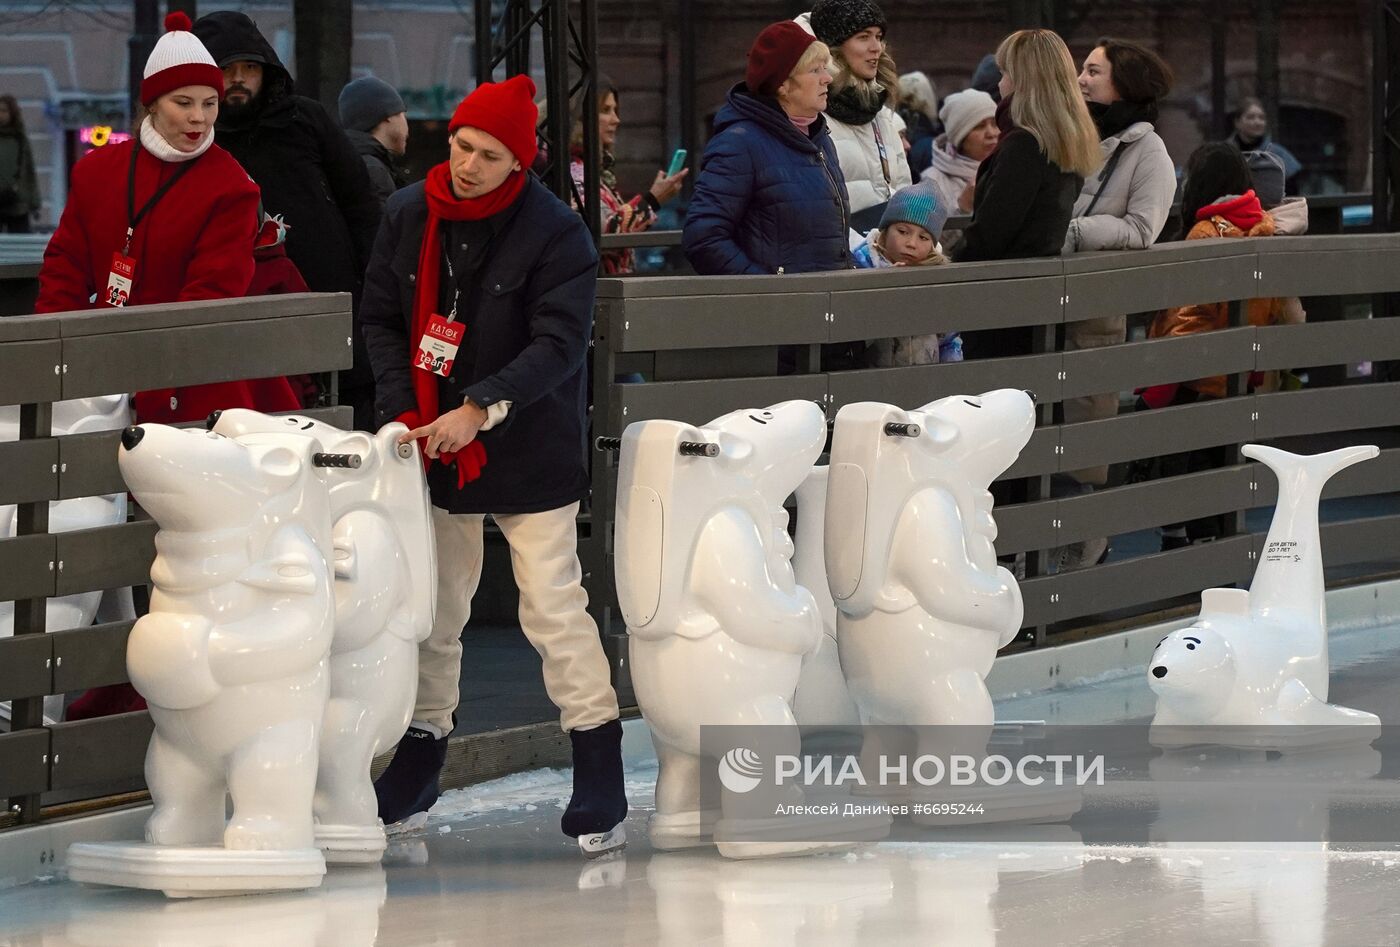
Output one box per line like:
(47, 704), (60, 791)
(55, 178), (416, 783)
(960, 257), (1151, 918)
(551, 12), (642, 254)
(46, 15), (299, 723)
(36, 12), (298, 425)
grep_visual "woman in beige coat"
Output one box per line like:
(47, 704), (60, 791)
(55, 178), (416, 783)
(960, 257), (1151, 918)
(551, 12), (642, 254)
(1056, 37), (1178, 571)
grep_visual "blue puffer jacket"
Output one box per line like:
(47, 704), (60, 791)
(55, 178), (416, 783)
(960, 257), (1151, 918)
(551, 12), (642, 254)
(683, 84), (852, 275)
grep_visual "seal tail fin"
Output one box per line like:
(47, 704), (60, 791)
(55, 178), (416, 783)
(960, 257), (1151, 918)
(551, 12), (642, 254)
(1243, 443), (1377, 634)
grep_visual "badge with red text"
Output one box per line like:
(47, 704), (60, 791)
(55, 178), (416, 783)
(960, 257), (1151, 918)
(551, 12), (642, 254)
(104, 252), (136, 308)
(415, 313), (464, 377)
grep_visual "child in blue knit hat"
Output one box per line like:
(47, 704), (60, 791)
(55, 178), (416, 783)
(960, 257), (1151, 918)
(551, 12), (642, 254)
(852, 180), (963, 365)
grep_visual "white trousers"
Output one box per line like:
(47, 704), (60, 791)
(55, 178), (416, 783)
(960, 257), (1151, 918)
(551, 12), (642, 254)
(417, 503), (620, 734)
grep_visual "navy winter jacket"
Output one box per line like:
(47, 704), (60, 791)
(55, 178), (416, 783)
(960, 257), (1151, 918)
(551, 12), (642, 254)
(360, 175), (598, 515)
(683, 84), (852, 275)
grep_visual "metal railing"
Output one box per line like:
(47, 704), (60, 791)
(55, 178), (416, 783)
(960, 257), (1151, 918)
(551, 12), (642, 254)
(0, 293), (353, 829)
(583, 232), (1400, 696)
(596, 192), (1375, 260)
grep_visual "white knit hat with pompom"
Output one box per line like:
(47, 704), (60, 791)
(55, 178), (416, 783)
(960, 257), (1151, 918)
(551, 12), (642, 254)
(141, 12), (224, 106)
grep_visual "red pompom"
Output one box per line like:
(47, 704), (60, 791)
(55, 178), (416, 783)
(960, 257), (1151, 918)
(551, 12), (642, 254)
(165, 10), (192, 32)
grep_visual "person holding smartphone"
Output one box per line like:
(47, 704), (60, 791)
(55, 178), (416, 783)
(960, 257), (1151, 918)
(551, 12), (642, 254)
(569, 79), (688, 274)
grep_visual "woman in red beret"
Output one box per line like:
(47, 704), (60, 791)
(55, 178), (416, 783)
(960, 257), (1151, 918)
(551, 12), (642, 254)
(683, 21), (852, 276)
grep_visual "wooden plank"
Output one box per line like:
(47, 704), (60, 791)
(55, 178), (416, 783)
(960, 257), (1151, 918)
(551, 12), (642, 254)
(53, 521), (157, 596)
(826, 353), (1063, 413)
(1254, 382), (1400, 440)
(0, 339), (62, 407)
(607, 376), (828, 432)
(0, 533), (56, 602)
(0, 438), (59, 505)
(607, 292), (830, 351)
(1060, 328), (1255, 400)
(1254, 318), (1400, 371)
(60, 312), (353, 399)
(1059, 396), (1256, 470)
(828, 274), (1065, 340)
(0, 729), (50, 797)
(48, 712), (152, 790)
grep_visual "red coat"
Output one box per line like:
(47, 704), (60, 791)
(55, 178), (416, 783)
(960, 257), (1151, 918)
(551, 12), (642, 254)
(38, 138), (260, 311)
(37, 137), (299, 423)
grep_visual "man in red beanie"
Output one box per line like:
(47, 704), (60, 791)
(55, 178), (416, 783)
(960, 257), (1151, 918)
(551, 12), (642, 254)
(361, 75), (627, 857)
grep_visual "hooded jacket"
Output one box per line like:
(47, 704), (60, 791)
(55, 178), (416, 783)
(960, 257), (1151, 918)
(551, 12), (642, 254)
(1148, 190), (1301, 400)
(1063, 121), (1176, 253)
(193, 11), (382, 390)
(683, 83), (851, 276)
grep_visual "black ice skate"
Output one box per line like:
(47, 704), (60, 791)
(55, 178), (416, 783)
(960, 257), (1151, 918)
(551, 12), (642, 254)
(561, 719), (629, 857)
(374, 724), (449, 832)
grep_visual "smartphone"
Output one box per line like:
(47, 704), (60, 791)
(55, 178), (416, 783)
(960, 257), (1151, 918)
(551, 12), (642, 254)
(667, 148), (688, 176)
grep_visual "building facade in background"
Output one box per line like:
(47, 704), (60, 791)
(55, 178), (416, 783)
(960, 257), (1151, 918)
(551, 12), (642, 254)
(0, 0), (1371, 229)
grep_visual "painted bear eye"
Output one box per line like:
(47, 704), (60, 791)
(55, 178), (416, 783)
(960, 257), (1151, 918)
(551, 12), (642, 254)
(1186, 643), (1196, 650)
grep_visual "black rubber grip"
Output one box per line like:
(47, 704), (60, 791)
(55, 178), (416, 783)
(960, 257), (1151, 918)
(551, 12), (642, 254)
(313, 452), (362, 469)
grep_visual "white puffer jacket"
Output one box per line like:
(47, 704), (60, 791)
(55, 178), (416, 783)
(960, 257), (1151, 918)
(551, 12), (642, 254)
(1063, 121), (1176, 253)
(827, 106), (913, 214)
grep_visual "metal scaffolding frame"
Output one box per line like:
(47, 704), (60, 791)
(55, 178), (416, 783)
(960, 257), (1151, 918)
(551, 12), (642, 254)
(474, 0), (601, 248)
(1376, 0), (1400, 233)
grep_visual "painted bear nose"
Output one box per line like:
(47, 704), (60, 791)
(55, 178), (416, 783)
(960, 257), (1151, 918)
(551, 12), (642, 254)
(120, 426), (145, 451)
(1152, 666), (1168, 679)
(206, 409), (222, 431)
(1023, 389), (1037, 403)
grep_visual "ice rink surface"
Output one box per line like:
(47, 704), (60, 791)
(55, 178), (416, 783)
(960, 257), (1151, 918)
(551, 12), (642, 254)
(3, 619), (1400, 946)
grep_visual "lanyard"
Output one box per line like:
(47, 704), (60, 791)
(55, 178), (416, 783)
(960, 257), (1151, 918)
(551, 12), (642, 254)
(443, 241), (460, 322)
(871, 118), (892, 187)
(125, 147), (193, 256)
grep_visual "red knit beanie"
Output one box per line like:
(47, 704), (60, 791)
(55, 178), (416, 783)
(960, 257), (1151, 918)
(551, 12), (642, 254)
(449, 75), (539, 168)
(746, 21), (819, 97)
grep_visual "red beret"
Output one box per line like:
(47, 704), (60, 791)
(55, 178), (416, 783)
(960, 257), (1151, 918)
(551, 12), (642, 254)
(746, 21), (819, 98)
(449, 75), (539, 168)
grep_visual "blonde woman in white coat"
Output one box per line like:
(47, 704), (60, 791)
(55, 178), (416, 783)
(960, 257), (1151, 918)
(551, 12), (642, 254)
(796, 1), (911, 215)
(1056, 37), (1178, 572)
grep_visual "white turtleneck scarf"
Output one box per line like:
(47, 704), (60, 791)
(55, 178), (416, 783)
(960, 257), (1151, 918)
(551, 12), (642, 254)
(139, 114), (215, 163)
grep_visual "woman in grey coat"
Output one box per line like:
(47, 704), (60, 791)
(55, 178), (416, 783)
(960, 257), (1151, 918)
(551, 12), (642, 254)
(1056, 37), (1178, 571)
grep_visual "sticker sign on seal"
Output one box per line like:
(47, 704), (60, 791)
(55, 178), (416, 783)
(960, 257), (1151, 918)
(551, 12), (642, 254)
(415, 313), (464, 377)
(1263, 539), (1305, 564)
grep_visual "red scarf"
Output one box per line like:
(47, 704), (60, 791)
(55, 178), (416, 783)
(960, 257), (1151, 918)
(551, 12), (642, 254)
(402, 162), (527, 486)
(1195, 190), (1264, 231)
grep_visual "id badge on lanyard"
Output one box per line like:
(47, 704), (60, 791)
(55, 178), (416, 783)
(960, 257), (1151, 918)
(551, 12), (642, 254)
(105, 253), (136, 308)
(415, 313), (464, 377)
(109, 147), (192, 308)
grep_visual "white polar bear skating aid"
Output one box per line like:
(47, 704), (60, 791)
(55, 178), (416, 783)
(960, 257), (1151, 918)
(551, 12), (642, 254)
(825, 390), (1080, 824)
(791, 465), (861, 729)
(209, 409), (436, 864)
(616, 401), (888, 858)
(68, 424), (338, 898)
(1148, 444), (1382, 750)
(0, 395), (133, 725)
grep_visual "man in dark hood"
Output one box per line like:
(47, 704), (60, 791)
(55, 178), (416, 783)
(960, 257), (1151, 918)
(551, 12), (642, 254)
(192, 10), (383, 430)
